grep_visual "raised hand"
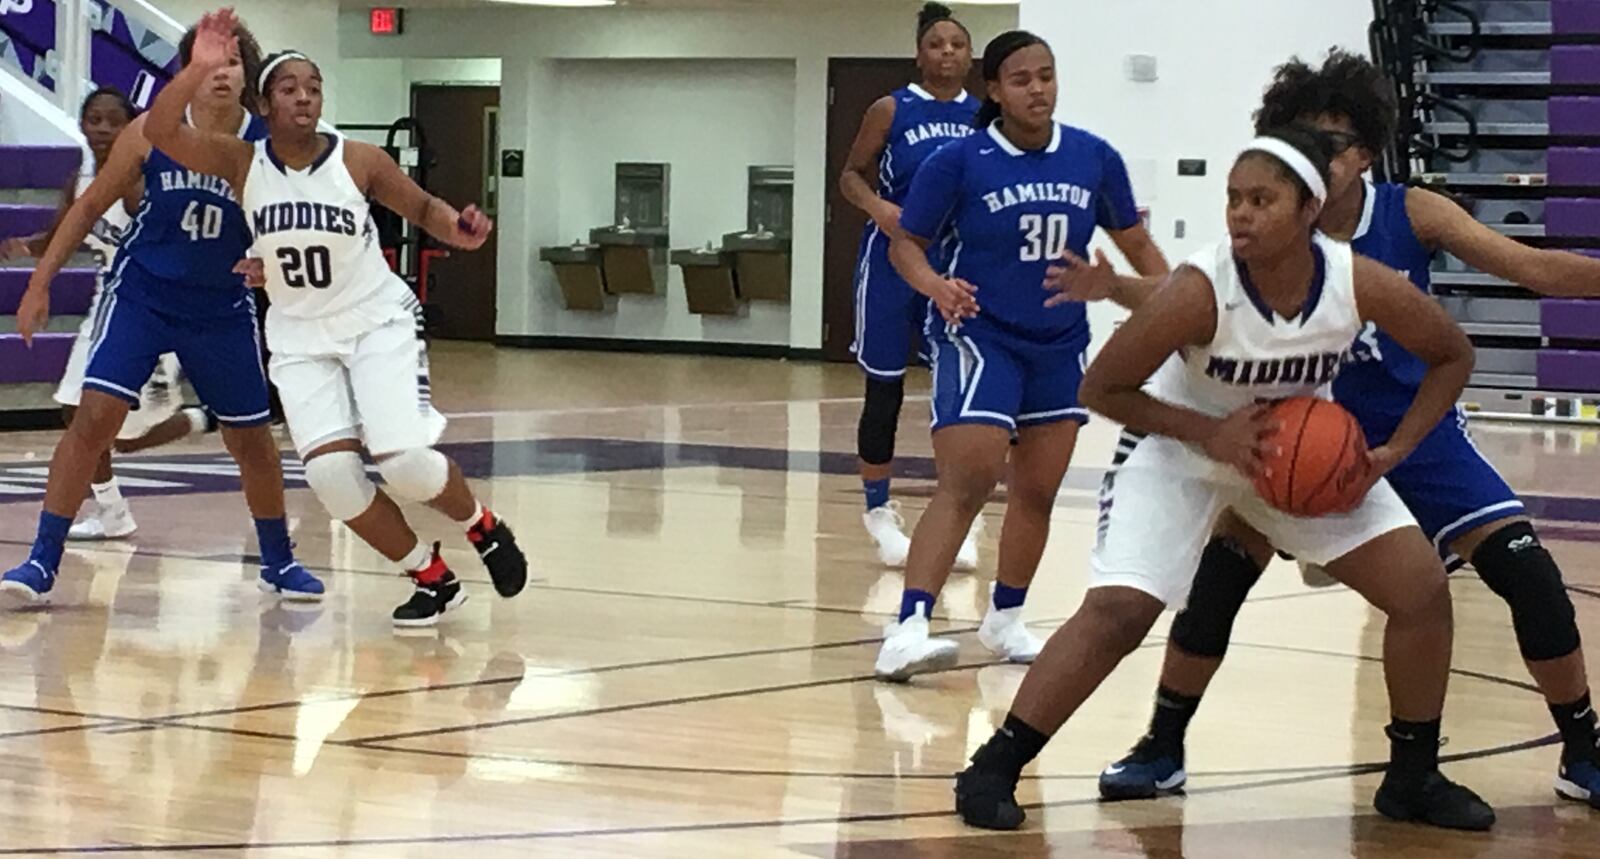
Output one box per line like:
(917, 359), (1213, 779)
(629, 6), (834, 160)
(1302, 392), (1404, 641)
(191, 8), (241, 71)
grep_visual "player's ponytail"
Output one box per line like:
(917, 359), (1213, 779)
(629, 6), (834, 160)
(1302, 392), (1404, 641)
(974, 30), (1049, 128)
(917, 2), (970, 48)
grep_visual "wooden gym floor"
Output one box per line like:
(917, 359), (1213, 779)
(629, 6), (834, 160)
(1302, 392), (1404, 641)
(0, 343), (1598, 857)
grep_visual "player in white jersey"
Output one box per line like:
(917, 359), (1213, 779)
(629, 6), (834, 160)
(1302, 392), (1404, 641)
(1, 87), (214, 541)
(144, 14), (529, 625)
(954, 128), (1495, 832)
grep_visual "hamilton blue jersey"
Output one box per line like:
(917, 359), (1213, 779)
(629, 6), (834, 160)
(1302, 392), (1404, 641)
(899, 122), (1140, 344)
(877, 85), (978, 205)
(110, 111), (267, 318)
(1335, 181), (1437, 437)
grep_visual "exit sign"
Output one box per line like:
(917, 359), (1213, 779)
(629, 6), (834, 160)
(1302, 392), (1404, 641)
(370, 7), (403, 35)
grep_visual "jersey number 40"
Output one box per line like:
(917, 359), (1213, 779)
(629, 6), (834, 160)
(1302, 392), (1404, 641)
(1019, 213), (1070, 262)
(181, 201), (224, 241)
(277, 246), (333, 289)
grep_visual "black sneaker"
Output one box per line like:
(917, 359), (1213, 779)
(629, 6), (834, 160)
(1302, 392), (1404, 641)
(1099, 734), (1186, 801)
(955, 764), (1026, 831)
(1374, 770), (1496, 831)
(466, 509), (528, 598)
(392, 572), (466, 628)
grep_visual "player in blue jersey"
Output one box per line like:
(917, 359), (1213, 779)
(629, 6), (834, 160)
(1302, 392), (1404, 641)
(871, 30), (1168, 681)
(841, 2), (982, 569)
(1071, 51), (1600, 812)
(6, 17), (324, 603)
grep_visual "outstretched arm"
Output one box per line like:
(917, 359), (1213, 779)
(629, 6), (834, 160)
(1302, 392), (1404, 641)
(1409, 187), (1600, 296)
(347, 140), (490, 250)
(141, 9), (252, 188)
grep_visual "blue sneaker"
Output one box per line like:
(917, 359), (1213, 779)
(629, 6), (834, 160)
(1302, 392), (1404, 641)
(258, 561), (325, 602)
(1556, 757), (1600, 810)
(1099, 736), (1187, 801)
(0, 560), (57, 603)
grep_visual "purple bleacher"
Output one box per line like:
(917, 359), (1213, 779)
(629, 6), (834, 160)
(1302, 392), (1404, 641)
(1542, 299), (1600, 339)
(1538, 349), (1600, 392)
(1555, 0), (1600, 36)
(0, 332), (73, 384)
(1546, 198), (1600, 237)
(1553, 47), (1600, 85)
(1551, 98), (1600, 135)
(0, 204), (55, 238)
(1549, 148), (1600, 186)
(0, 145), (80, 190)
(0, 268), (96, 316)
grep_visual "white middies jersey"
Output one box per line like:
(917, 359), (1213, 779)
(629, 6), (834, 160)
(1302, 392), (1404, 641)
(243, 134), (416, 351)
(1148, 232), (1360, 421)
(79, 174), (130, 273)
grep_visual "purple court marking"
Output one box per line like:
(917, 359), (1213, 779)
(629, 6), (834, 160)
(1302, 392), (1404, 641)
(1551, 98), (1600, 136)
(1555, 0), (1600, 36)
(1549, 148), (1600, 186)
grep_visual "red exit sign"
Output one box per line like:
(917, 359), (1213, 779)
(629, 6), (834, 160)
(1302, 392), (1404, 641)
(370, 7), (404, 35)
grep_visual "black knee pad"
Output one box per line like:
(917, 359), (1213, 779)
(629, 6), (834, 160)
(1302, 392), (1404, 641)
(1169, 537), (1266, 659)
(857, 377), (905, 466)
(1471, 521), (1581, 662)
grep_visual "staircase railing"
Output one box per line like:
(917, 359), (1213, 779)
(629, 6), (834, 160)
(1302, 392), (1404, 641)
(1, 0), (181, 118)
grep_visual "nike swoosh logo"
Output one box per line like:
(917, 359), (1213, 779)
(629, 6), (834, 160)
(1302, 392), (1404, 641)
(1224, 301), (1244, 311)
(1104, 765), (1126, 775)
(979, 148), (996, 155)
(482, 541), (501, 557)
(1578, 707), (1594, 720)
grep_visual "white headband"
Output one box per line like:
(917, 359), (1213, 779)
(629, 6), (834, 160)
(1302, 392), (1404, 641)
(258, 52), (309, 93)
(1241, 137), (1327, 206)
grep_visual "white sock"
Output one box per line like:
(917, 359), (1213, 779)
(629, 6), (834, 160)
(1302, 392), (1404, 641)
(91, 480), (125, 509)
(398, 540), (432, 573)
(182, 407), (209, 435)
(456, 500), (485, 530)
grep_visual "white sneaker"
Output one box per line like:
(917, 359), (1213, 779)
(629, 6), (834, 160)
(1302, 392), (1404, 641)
(875, 609), (960, 682)
(864, 502), (912, 568)
(1298, 561), (1339, 589)
(953, 516), (982, 572)
(68, 505), (137, 541)
(978, 598), (1044, 664)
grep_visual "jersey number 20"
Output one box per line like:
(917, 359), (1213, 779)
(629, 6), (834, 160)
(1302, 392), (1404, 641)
(1019, 213), (1070, 262)
(277, 246), (333, 289)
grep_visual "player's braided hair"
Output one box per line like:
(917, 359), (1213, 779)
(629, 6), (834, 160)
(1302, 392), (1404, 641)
(1255, 48), (1398, 155)
(973, 30), (1050, 129)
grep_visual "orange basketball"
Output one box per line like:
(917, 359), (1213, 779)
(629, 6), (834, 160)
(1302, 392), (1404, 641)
(1253, 397), (1371, 517)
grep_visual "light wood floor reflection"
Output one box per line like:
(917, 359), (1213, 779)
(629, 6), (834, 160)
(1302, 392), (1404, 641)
(0, 343), (1596, 856)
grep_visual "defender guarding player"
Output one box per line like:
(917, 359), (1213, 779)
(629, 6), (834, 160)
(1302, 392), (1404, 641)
(955, 129), (1495, 832)
(874, 30), (1166, 680)
(8, 18), (323, 602)
(145, 14), (528, 626)
(841, 2), (981, 569)
(1087, 51), (1600, 811)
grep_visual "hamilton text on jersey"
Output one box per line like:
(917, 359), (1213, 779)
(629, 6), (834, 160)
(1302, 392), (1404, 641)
(157, 169), (239, 203)
(982, 181), (1094, 214)
(250, 201), (361, 238)
(902, 122), (974, 147)
(1204, 351), (1347, 387)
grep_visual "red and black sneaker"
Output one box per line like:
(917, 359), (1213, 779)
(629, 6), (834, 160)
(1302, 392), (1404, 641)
(466, 508), (528, 598)
(393, 543), (466, 628)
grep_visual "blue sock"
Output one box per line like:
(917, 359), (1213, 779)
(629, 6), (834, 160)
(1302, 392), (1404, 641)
(993, 582), (1028, 611)
(899, 588), (935, 622)
(254, 518), (294, 570)
(864, 477), (891, 511)
(28, 511), (72, 572)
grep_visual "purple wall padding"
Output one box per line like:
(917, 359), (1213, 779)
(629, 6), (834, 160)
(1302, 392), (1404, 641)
(1552, 98), (1600, 135)
(1546, 199), (1600, 237)
(1549, 148), (1600, 186)
(1555, 0), (1600, 35)
(1542, 299), (1600, 339)
(0, 146), (81, 190)
(0, 269), (95, 316)
(0, 333), (73, 384)
(1553, 47), (1600, 85)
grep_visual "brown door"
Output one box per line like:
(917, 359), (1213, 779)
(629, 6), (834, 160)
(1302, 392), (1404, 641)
(410, 85), (500, 341)
(822, 59), (984, 361)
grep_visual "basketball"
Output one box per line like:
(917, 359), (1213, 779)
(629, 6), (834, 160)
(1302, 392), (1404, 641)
(1254, 397), (1371, 517)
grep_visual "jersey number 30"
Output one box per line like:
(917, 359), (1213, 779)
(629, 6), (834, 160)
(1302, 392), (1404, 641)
(181, 201), (223, 241)
(1019, 213), (1070, 262)
(277, 246), (333, 289)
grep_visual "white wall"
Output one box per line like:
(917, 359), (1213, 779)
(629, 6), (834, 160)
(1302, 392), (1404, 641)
(334, 58), (502, 137)
(1021, 0), (1373, 352)
(163, 0), (341, 115)
(338, 3), (1021, 349)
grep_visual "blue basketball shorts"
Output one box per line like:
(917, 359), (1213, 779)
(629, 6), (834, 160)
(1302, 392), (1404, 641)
(927, 323), (1089, 433)
(82, 288), (271, 428)
(1371, 409), (1524, 569)
(850, 225), (933, 381)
